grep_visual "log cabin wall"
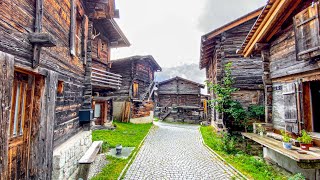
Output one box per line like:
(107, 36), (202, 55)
(110, 56), (160, 100)
(110, 56), (161, 121)
(206, 18), (264, 109)
(110, 59), (133, 100)
(0, 0), (93, 178)
(265, 1), (320, 133)
(157, 77), (203, 107)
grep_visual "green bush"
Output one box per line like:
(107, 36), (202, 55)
(221, 132), (237, 154)
(248, 105), (265, 121)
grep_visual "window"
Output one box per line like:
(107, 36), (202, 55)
(294, 3), (320, 60)
(75, 17), (82, 57)
(94, 104), (101, 118)
(9, 72), (29, 138)
(282, 83), (299, 134)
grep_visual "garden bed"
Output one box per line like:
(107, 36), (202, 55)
(91, 122), (153, 180)
(200, 126), (291, 180)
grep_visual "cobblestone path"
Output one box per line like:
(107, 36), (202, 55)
(124, 122), (243, 180)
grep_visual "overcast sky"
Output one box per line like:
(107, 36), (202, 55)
(112, 0), (266, 68)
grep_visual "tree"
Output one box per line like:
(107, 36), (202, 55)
(206, 62), (248, 131)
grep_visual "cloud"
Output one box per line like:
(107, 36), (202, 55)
(198, 0), (265, 33)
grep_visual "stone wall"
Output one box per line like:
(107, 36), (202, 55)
(52, 131), (92, 180)
(130, 111), (154, 124)
(113, 101), (126, 121)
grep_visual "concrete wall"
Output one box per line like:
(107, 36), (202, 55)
(263, 147), (316, 179)
(52, 131), (92, 180)
(113, 101), (126, 121)
(130, 111), (154, 124)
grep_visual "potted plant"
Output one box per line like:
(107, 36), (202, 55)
(257, 124), (265, 136)
(297, 130), (313, 151)
(281, 130), (292, 150)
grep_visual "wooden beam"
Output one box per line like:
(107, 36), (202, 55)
(29, 33), (57, 47)
(243, 0), (292, 57)
(32, 0), (44, 68)
(254, 43), (269, 51)
(70, 0), (76, 56)
(82, 15), (89, 65)
(0, 51), (14, 178)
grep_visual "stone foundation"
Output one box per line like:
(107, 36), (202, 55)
(263, 147), (316, 179)
(130, 111), (154, 124)
(52, 130), (92, 180)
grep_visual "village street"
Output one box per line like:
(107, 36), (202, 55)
(124, 122), (242, 180)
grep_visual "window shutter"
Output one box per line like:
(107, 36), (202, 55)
(294, 3), (320, 60)
(283, 82), (299, 133)
(70, 0), (76, 56)
(82, 15), (88, 64)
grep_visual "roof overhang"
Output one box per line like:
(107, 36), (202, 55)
(94, 18), (130, 48)
(158, 76), (205, 88)
(199, 8), (262, 69)
(238, 0), (302, 57)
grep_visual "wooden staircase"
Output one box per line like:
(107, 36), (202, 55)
(140, 81), (155, 101)
(160, 109), (172, 120)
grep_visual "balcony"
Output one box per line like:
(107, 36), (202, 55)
(92, 67), (122, 90)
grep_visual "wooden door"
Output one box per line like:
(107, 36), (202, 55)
(8, 71), (35, 179)
(94, 101), (107, 125)
(133, 82), (139, 98)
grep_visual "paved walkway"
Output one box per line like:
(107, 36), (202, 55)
(124, 122), (243, 180)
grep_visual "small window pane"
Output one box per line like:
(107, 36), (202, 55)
(19, 84), (27, 135)
(13, 84), (21, 137)
(95, 104), (101, 118)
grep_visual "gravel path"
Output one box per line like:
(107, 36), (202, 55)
(124, 122), (242, 180)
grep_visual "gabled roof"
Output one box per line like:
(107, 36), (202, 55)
(238, 0), (303, 57)
(199, 8), (263, 69)
(158, 76), (205, 88)
(111, 55), (162, 71)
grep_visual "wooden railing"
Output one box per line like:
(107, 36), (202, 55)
(91, 67), (122, 90)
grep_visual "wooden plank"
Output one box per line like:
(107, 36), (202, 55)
(0, 51), (14, 178)
(92, 67), (122, 77)
(79, 141), (103, 164)
(28, 33), (57, 47)
(32, 0), (44, 68)
(70, 0), (76, 56)
(82, 15), (88, 65)
(32, 70), (57, 179)
(242, 133), (320, 164)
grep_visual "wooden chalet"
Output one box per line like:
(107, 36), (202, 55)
(239, 0), (320, 178)
(110, 55), (162, 124)
(0, 0), (129, 179)
(200, 8), (264, 130)
(156, 76), (206, 123)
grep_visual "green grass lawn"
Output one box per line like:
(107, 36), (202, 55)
(92, 122), (152, 180)
(200, 126), (290, 180)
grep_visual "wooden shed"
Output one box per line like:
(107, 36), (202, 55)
(0, 0), (129, 179)
(110, 55), (162, 123)
(239, 0), (320, 178)
(200, 8), (264, 130)
(156, 77), (206, 123)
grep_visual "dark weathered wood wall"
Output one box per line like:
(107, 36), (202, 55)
(0, 0), (94, 178)
(206, 18), (264, 108)
(158, 78), (202, 107)
(110, 58), (155, 100)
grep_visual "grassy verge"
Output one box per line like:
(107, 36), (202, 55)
(200, 126), (290, 180)
(92, 122), (152, 180)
